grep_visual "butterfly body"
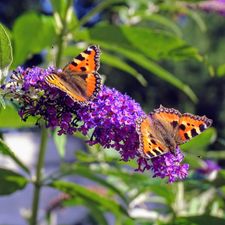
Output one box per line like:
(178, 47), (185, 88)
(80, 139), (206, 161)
(136, 105), (212, 158)
(45, 45), (102, 105)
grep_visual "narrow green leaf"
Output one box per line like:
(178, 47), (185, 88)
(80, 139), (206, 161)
(101, 44), (198, 102)
(139, 14), (182, 37)
(78, 25), (201, 61)
(88, 203), (109, 225)
(0, 139), (30, 174)
(53, 129), (67, 158)
(206, 151), (225, 159)
(50, 180), (128, 216)
(102, 52), (147, 86)
(0, 23), (13, 74)
(168, 216), (225, 225)
(66, 164), (129, 205)
(0, 168), (28, 195)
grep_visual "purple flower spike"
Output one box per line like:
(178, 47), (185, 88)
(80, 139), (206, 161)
(76, 86), (145, 161)
(2, 66), (190, 182)
(150, 147), (189, 183)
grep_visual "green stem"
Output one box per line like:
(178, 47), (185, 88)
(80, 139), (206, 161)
(30, 127), (48, 225)
(55, 0), (72, 68)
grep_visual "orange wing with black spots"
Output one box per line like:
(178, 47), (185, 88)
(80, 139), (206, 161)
(136, 105), (212, 159)
(45, 45), (102, 105)
(177, 113), (212, 144)
(63, 45), (100, 73)
(136, 115), (170, 158)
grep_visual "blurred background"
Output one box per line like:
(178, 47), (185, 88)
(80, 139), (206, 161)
(0, 0), (225, 225)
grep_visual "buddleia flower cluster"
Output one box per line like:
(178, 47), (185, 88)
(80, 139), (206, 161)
(2, 66), (189, 183)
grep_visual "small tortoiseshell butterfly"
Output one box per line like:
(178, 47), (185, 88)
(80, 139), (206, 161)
(136, 105), (212, 158)
(45, 45), (102, 105)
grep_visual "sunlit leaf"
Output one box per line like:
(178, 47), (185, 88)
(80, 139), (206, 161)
(0, 168), (28, 195)
(13, 12), (56, 67)
(217, 63), (225, 77)
(0, 105), (36, 128)
(0, 23), (13, 77)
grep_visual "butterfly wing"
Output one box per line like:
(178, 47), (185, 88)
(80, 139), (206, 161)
(150, 105), (181, 133)
(136, 115), (169, 158)
(63, 45), (100, 73)
(177, 113), (213, 144)
(45, 72), (101, 104)
(45, 45), (102, 104)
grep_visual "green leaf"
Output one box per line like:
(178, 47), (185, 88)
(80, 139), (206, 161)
(53, 129), (67, 158)
(136, 183), (176, 205)
(88, 203), (109, 225)
(181, 128), (217, 154)
(0, 105), (36, 128)
(51, 0), (68, 18)
(0, 168), (28, 195)
(217, 63), (225, 77)
(0, 23), (13, 74)
(139, 14), (182, 37)
(0, 95), (6, 109)
(0, 138), (30, 174)
(75, 28), (198, 102)
(12, 12), (56, 67)
(65, 164), (129, 205)
(206, 151), (225, 160)
(167, 216), (225, 225)
(102, 52), (147, 86)
(50, 180), (128, 216)
(78, 25), (201, 61)
(103, 45), (198, 102)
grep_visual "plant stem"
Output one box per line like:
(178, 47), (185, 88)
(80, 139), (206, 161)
(30, 126), (48, 225)
(30, 2), (72, 223)
(55, 0), (72, 68)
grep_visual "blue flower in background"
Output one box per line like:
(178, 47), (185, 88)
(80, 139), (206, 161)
(40, 0), (53, 14)
(74, 0), (101, 27)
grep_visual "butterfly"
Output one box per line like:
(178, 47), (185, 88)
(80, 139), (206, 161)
(136, 105), (213, 158)
(45, 45), (102, 105)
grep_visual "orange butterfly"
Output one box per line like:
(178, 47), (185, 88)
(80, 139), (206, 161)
(136, 105), (212, 158)
(45, 45), (102, 105)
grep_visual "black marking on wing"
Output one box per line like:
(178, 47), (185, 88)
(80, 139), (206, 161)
(179, 124), (186, 131)
(76, 54), (85, 61)
(191, 128), (198, 137)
